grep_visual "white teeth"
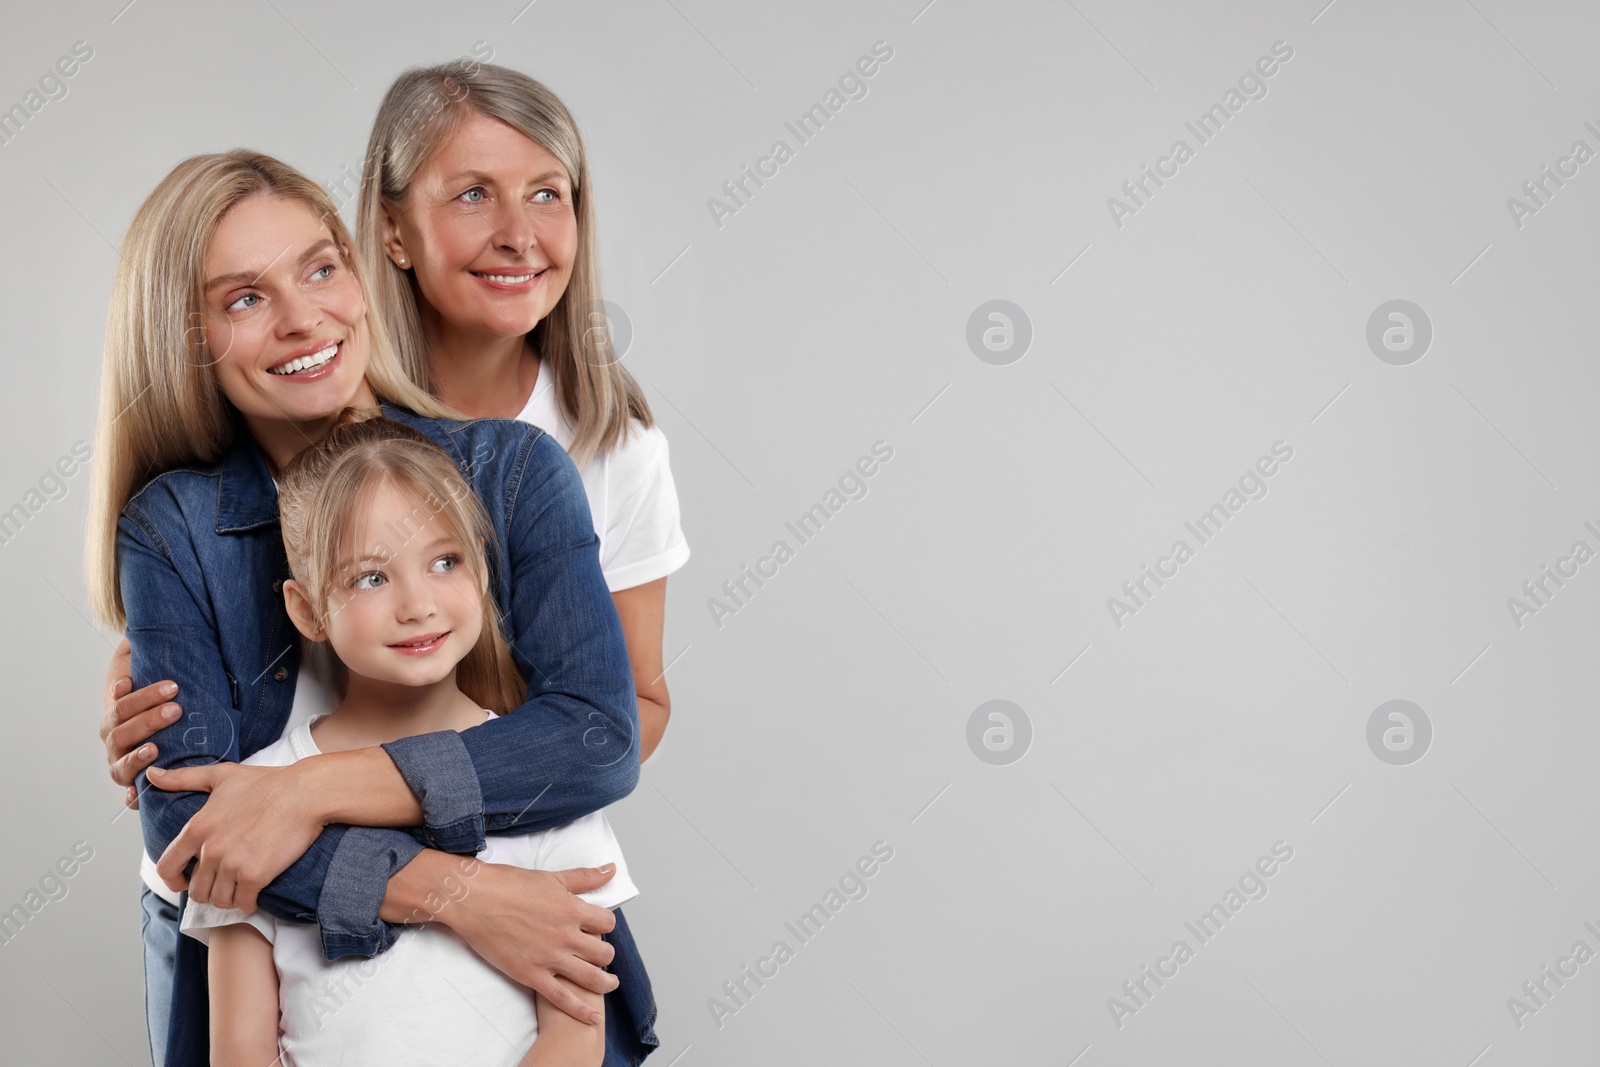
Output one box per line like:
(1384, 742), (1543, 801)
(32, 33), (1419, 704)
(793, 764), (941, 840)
(477, 272), (539, 283)
(269, 343), (338, 375)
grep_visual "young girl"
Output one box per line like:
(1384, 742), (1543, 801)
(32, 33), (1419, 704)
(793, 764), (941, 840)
(181, 413), (637, 1067)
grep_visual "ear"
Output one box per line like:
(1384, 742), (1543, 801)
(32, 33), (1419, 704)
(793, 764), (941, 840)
(379, 199), (410, 269)
(283, 579), (327, 643)
(477, 540), (489, 595)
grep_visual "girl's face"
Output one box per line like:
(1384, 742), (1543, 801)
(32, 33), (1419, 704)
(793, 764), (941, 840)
(383, 111), (578, 342)
(315, 479), (485, 690)
(202, 195), (370, 424)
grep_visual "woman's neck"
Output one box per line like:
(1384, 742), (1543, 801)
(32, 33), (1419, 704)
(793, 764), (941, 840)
(311, 671), (487, 753)
(243, 381), (379, 477)
(420, 305), (540, 420)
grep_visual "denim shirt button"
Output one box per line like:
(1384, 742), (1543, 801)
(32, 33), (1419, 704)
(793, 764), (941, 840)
(273, 667), (288, 682)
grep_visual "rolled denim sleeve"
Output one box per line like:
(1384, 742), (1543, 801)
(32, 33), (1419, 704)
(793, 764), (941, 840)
(379, 730), (485, 853)
(379, 423), (639, 841)
(311, 828), (426, 959)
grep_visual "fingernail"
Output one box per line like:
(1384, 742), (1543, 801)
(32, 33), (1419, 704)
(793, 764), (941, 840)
(590, 1012), (603, 1025)
(599, 863), (615, 873)
(147, 766), (163, 777)
(138, 745), (153, 759)
(163, 705), (180, 720)
(161, 682), (177, 697)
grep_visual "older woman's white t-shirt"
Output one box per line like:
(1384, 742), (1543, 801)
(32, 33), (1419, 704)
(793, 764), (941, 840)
(516, 368), (690, 593)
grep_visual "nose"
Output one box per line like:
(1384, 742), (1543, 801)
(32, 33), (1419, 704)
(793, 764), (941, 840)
(491, 199), (536, 256)
(393, 571), (437, 625)
(275, 283), (324, 338)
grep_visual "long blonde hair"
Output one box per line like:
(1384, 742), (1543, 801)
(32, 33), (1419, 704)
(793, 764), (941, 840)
(276, 411), (526, 714)
(356, 60), (652, 471)
(86, 150), (455, 629)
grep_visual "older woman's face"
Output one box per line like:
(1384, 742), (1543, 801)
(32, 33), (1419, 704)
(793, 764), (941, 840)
(201, 195), (369, 425)
(384, 111), (578, 343)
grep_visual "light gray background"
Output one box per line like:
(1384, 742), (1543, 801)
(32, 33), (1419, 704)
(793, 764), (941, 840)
(2, 0), (1597, 1064)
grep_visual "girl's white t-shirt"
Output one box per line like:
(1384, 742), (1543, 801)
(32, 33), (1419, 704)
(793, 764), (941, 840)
(180, 713), (637, 1067)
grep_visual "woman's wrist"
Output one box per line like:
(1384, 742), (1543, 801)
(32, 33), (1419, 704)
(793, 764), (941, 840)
(379, 849), (481, 926)
(297, 747), (425, 828)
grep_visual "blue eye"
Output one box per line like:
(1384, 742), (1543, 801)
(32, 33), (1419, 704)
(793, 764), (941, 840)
(533, 189), (557, 203)
(311, 264), (335, 281)
(432, 555), (461, 574)
(460, 187), (485, 204)
(226, 293), (260, 312)
(353, 571), (386, 590)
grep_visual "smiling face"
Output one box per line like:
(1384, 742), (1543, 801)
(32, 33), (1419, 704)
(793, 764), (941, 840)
(382, 110), (578, 343)
(202, 195), (371, 425)
(298, 477), (487, 690)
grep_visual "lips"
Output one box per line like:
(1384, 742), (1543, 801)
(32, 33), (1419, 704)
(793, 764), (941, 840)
(389, 632), (449, 656)
(470, 266), (548, 291)
(267, 341), (341, 377)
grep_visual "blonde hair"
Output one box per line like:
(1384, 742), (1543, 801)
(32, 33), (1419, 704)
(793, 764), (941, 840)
(276, 411), (526, 714)
(357, 60), (652, 471)
(85, 150), (456, 629)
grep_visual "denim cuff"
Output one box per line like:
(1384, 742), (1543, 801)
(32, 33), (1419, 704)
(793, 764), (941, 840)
(317, 827), (425, 961)
(381, 730), (488, 854)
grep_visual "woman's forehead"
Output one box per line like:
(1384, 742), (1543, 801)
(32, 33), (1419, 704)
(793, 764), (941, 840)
(427, 111), (567, 180)
(207, 195), (333, 276)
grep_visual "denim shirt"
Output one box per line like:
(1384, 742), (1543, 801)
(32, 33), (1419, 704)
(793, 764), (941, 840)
(122, 404), (640, 950)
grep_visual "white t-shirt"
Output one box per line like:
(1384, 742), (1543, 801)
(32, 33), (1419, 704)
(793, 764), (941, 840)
(180, 712), (637, 1067)
(517, 365), (690, 592)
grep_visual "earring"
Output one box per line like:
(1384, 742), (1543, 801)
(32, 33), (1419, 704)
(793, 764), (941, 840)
(398, 256), (408, 266)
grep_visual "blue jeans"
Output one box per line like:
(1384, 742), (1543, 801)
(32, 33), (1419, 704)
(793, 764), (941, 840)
(140, 887), (657, 1066)
(140, 886), (180, 1067)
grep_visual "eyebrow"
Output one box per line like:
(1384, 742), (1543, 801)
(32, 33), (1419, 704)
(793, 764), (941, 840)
(447, 168), (567, 187)
(204, 238), (338, 293)
(347, 537), (463, 569)
(418, 537), (462, 556)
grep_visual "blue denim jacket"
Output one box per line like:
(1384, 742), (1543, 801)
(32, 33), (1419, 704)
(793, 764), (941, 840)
(123, 404), (657, 1065)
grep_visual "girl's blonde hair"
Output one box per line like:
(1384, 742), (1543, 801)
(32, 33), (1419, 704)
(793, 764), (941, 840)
(356, 59), (652, 472)
(86, 150), (456, 629)
(276, 411), (526, 714)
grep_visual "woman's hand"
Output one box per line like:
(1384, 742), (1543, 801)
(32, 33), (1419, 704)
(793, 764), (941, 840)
(385, 851), (619, 1024)
(147, 761), (324, 913)
(100, 637), (182, 809)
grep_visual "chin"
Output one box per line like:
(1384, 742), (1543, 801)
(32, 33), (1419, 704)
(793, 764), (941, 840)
(273, 387), (358, 422)
(477, 311), (546, 337)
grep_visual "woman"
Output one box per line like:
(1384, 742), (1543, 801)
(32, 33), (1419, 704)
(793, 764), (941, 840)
(88, 152), (656, 1066)
(356, 61), (687, 765)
